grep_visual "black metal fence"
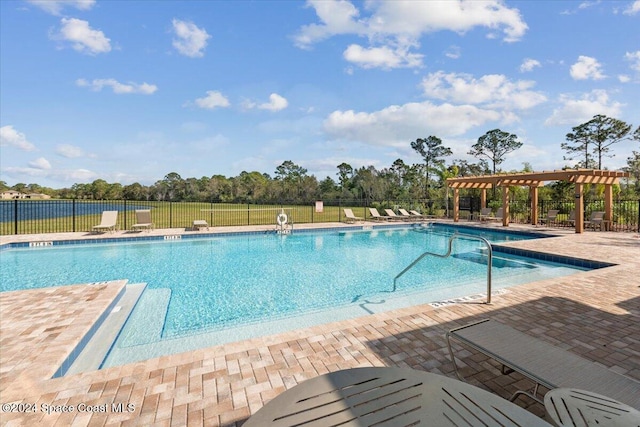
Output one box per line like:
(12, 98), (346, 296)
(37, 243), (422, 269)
(1, 198), (638, 235)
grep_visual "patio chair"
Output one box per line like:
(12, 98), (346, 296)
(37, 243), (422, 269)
(368, 207), (392, 221)
(132, 209), (154, 232)
(342, 208), (363, 223)
(384, 209), (405, 221)
(478, 207), (493, 221)
(539, 209), (559, 227)
(92, 210), (118, 233)
(446, 319), (640, 408)
(561, 210), (575, 227)
(410, 210), (435, 220)
(584, 211), (605, 231)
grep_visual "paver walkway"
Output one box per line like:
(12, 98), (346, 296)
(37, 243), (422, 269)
(0, 223), (638, 426)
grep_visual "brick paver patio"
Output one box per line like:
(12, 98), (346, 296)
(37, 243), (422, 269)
(1, 223), (638, 426)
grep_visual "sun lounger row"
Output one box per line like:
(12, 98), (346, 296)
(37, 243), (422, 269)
(342, 207), (434, 223)
(92, 209), (155, 233)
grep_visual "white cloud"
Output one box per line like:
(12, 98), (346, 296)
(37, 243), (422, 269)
(623, 0), (640, 15)
(172, 19), (210, 58)
(2, 166), (97, 182)
(76, 78), (158, 94)
(258, 93), (289, 112)
(53, 18), (111, 55)
(544, 90), (623, 126)
(0, 125), (36, 151)
(194, 91), (230, 109)
(26, 0), (95, 16)
(243, 94), (289, 112)
(624, 50), (640, 72)
(294, 0), (528, 69)
(618, 75), (631, 83)
(570, 55), (605, 80)
(445, 45), (461, 59)
(324, 101), (501, 148)
(29, 157), (51, 170)
(55, 144), (84, 158)
(520, 58), (541, 72)
(420, 71), (547, 110)
(343, 44), (423, 69)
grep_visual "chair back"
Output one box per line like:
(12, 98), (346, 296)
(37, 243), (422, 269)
(136, 209), (152, 224)
(590, 211), (605, 221)
(547, 209), (559, 219)
(495, 208), (503, 218)
(344, 208), (355, 218)
(480, 207), (492, 216)
(369, 207), (382, 217)
(101, 210), (118, 225)
(384, 209), (398, 217)
(398, 209), (411, 216)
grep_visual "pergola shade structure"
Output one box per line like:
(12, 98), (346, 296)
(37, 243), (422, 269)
(447, 169), (630, 233)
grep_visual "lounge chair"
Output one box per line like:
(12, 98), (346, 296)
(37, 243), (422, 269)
(343, 208), (363, 223)
(398, 208), (421, 221)
(192, 220), (209, 230)
(368, 207), (392, 221)
(409, 210), (434, 220)
(132, 209), (154, 232)
(92, 210), (118, 233)
(539, 209), (559, 227)
(446, 319), (640, 407)
(494, 208), (504, 221)
(584, 211), (605, 230)
(384, 209), (405, 221)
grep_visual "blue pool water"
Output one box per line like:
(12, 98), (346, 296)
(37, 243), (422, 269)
(2, 225), (585, 342)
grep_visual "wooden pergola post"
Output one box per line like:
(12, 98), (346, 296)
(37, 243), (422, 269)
(575, 183), (584, 234)
(453, 188), (460, 222)
(502, 186), (510, 226)
(480, 189), (487, 209)
(604, 184), (613, 230)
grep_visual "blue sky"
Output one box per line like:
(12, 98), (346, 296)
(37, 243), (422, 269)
(1, 0), (639, 188)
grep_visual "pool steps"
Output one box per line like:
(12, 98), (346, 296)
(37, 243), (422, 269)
(65, 283), (146, 376)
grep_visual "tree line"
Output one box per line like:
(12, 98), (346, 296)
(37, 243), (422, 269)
(3, 115), (639, 204)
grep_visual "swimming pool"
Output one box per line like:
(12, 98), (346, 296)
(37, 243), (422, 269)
(0, 224), (597, 368)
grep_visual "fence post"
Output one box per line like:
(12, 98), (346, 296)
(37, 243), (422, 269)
(169, 202), (173, 229)
(123, 200), (127, 230)
(72, 199), (76, 232)
(13, 199), (18, 235)
(247, 203), (250, 225)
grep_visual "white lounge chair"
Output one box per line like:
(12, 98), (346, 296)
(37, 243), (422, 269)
(92, 210), (118, 233)
(384, 209), (404, 221)
(343, 208), (363, 223)
(409, 210), (433, 220)
(398, 208), (420, 221)
(132, 209), (154, 232)
(368, 207), (392, 221)
(446, 319), (640, 407)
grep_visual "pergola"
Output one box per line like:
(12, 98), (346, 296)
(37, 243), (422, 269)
(447, 169), (630, 233)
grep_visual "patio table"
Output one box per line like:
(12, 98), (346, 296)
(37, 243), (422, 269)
(243, 366), (552, 426)
(544, 388), (640, 427)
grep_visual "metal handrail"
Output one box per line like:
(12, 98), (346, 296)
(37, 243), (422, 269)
(393, 232), (493, 303)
